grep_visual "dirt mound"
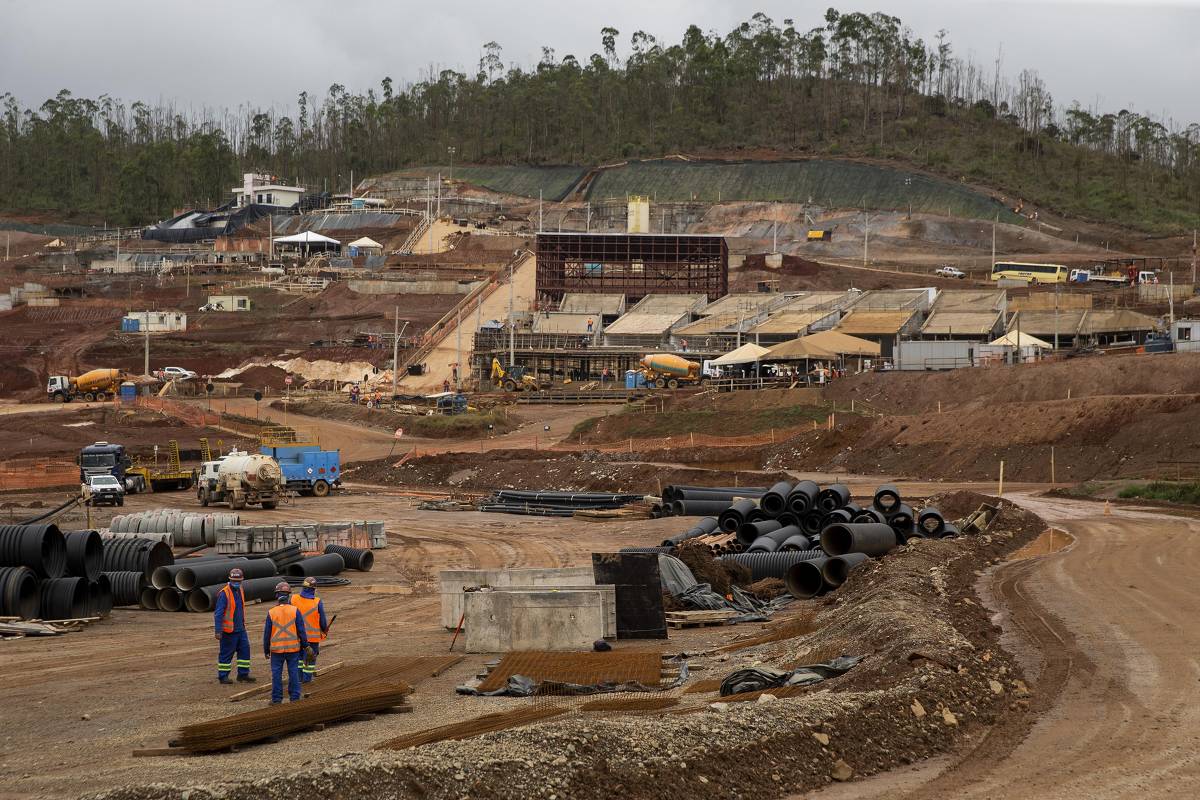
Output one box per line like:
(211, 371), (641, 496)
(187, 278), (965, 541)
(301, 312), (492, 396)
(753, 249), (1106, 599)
(675, 544), (747, 595)
(279, 399), (519, 439)
(346, 450), (792, 494)
(218, 365), (290, 390)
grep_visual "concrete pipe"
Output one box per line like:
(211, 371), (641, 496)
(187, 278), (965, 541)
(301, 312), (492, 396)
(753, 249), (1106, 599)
(175, 558), (274, 591)
(103, 571), (144, 607)
(745, 508), (769, 523)
(747, 536), (780, 553)
(717, 550), (827, 581)
(776, 511), (801, 528)
(139, 586), (159, 610)
(673, 499), (732, 518)
(285, 553), (346, 578)
(156, 587), (185, 612)
(650, 504), (663, 519)
(759, 482), (795, 517)
(736, 519), (782, 546)
(38, 577), (88, 620)
(820, 522), (898, 557)
(844, 502), (863, 517)
(719, 499), (758, 533)
(917, 508), (946, 537)
(940, 522), (961, 538)
(779, 533), (812, 552)
(852, 508), (888, 524)
(64, 530), (103, 582)
(825, 508), (854, 525)
(821, 553), (870, 588)
(666, 485), (767, 502)
(888, 504), (916, 539)
(661, 517), (719, 547)
(101, 537), (173, 580)
(817, 484), (851, 513)
(0, 566), (39, 619)
(0, 524), (68, 579)
(184, 575), (281, 613)
(873, 484), (902, 514)
(324, 544), (374, 571)
(152, 558), (248, 590)
(800, 512), (824, 537)
(785, 480), (820, 514)
(88, 575), (113, 617)
(784, 557), (830, 599)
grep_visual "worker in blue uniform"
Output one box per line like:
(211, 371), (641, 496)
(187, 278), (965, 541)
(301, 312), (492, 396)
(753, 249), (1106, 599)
(213, 567), (255, 684)
(263, 581), (309, 703)
(290, 576), (329, 683)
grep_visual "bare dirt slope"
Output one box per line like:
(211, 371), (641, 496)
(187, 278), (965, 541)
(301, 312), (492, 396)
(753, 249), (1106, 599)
(798, 494), (1200, 799)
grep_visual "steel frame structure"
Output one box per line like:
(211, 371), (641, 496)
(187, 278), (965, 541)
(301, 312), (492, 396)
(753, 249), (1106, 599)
(536, 233), (728, 303)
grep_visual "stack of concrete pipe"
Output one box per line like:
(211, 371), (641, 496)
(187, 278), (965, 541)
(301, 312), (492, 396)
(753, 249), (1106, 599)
(0, 525), (114, 620)
(215, 520), (388, 555)
(108, 511), (239, 548)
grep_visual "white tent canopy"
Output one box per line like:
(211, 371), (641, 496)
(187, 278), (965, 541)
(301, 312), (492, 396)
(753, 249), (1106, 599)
(711, 343), (771, 365)
(273, 231), (341, 245)
(348, 236), (383, 249)
(990, 331), (1053, 349)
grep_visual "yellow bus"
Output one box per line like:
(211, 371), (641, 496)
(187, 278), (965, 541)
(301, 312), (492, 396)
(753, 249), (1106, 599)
(991, 261), (1069, 284)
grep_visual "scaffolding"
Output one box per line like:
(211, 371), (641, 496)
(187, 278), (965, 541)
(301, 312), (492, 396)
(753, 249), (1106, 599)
(535, 233), (728, 303)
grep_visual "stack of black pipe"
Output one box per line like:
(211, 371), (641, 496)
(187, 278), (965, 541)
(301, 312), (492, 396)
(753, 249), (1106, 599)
(479, 490), (646, 517)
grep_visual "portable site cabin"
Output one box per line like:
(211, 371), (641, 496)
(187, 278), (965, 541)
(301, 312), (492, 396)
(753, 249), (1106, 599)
(122, 311), (187, 333)
(205, 295), (252, 311)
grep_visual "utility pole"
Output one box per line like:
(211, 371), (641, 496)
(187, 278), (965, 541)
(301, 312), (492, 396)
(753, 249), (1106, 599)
(436, 172), (441, 218)
(586, 202), (591, 233)
(391, 304), (399, 398)
(4, 233), (8, 260)
(992, 214), (997, 267)
(1169, 270), (1176, 329)
(143, 317), (150, 376)
(862, 212), (869, 267)
(772, 216), (778, 253)
(447, 146), (455, 185)
(1192, 229), (1197, 286)
(538, 190), (543, 232)
(508, 260), (515, 367)
(455, 307), (462, 391)
(1054, 285), (1059, 351)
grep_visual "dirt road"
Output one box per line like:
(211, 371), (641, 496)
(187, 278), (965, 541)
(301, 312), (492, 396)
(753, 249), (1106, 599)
(800, 494), (1200, 799)
(215, 396), (614, 460)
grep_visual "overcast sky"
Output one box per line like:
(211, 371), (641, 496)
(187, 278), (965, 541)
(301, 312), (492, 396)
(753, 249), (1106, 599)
(2, 0), (1198, 124)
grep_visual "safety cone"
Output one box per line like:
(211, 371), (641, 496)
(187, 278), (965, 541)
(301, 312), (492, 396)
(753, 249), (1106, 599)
(1104, 500), (1111, 516)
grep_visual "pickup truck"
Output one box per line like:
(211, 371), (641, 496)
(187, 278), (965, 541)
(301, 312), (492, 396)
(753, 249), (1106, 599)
(157, 366), (198, 381)
(935, 266), (966, 279)
(83, 474), (125, 506)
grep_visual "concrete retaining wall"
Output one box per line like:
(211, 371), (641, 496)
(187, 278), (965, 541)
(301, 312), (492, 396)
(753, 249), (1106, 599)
(439, 566), (596, 629)
(349, 279), (482, 296)
(464, 589), (610, 652)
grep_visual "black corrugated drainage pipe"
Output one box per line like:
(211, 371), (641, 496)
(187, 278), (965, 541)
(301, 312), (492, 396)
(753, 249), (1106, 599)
(186, 575), (282, 613)
(784, 557), (830, 599)
(64, 530), (104, 582)
(103, 571), (143, 607)
(736, 519), (782, 546)
(800, 512), (824, 537)
(285, 553), (346, 578)
(873, 484), (902, 514)
(661, 517), (720, 547)
(821, 553), (870, 587)
(759, 482), (794, 516)
(824, 508), (854, 525)
(673, 499), (731, 518)
(817, 484), (851, 513)
(0, 524), (67, 579)
(176, 558), (275, 591)
(718, 550), (826, 581)
(785, 481), (819, 514)
(152, 558), (249, 590)
(776, 511), (801, 528)
(779, 533), (812, 551)
(820, 522), (898, 557)
(719, 499), (758, 532)
(917, 508), (946, 537)
(0, 566), (39, 619)
(324, 544), (374, 571)
(619, 546), (674, 554)
(100, 537), (173, 580)
(853, 508), (887, 524)
(88, 575), (113, 617)
(38, 577), (87, 619)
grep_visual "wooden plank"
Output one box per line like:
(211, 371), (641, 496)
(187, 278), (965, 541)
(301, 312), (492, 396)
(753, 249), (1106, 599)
(343, 713), (376, 722)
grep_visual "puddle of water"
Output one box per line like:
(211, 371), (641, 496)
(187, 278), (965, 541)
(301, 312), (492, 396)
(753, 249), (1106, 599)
(1007, 527), (1074, 560)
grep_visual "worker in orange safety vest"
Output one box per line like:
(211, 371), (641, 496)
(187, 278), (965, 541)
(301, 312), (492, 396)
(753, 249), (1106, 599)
(290, 576), (329, 683)
(262, 582), (308, 703)
(213, 567), (255, 684)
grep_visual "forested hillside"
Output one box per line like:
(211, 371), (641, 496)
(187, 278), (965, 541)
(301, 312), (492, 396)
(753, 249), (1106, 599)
(1, 8), (1197, 231)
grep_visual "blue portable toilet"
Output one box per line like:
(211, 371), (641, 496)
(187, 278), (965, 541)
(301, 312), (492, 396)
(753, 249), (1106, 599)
(119, 382), (137, 404)
(122, 317), (139, 333)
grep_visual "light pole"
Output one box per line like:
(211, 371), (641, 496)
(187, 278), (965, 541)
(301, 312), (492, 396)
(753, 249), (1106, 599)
(447, 146), (456, 185)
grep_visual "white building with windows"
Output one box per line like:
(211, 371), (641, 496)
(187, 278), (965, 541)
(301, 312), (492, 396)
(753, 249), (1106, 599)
(232, 173), (305, 208)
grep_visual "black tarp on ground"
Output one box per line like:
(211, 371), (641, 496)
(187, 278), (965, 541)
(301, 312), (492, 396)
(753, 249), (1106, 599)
(592, 552), (667, 639)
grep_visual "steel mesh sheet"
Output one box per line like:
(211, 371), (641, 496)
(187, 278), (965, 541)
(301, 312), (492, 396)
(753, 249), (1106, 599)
(306, 655), (462, 697)
(375, 705), (568, 750)
(476, 650), (663, 693)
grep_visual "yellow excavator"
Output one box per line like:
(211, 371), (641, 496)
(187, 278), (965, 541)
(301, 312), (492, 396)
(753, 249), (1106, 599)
(490, 358), (543, 392)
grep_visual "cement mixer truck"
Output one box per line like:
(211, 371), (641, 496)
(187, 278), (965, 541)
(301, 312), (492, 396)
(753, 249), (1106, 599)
(197, 451), (283, 510)
(47, 368), (126, 402)
(639, 353), (704, 389)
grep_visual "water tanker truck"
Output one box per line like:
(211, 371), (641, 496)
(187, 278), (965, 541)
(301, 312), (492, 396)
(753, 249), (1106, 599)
(47, 368), (126, 402)
(640, 353), (704, 389)
(197, 451), (283, 510)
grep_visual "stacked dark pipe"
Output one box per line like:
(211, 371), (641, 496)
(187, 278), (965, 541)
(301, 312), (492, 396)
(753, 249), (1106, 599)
(0, 525), (118, 620)
(480, 490), (645, 517)
(650, 482), (959, 599)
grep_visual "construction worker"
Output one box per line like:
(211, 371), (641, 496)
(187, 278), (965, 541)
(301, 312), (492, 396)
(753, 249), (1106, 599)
(213, 568), (255, 685)
(263, 581), (308, 704)
(290, 576), (329, 683)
